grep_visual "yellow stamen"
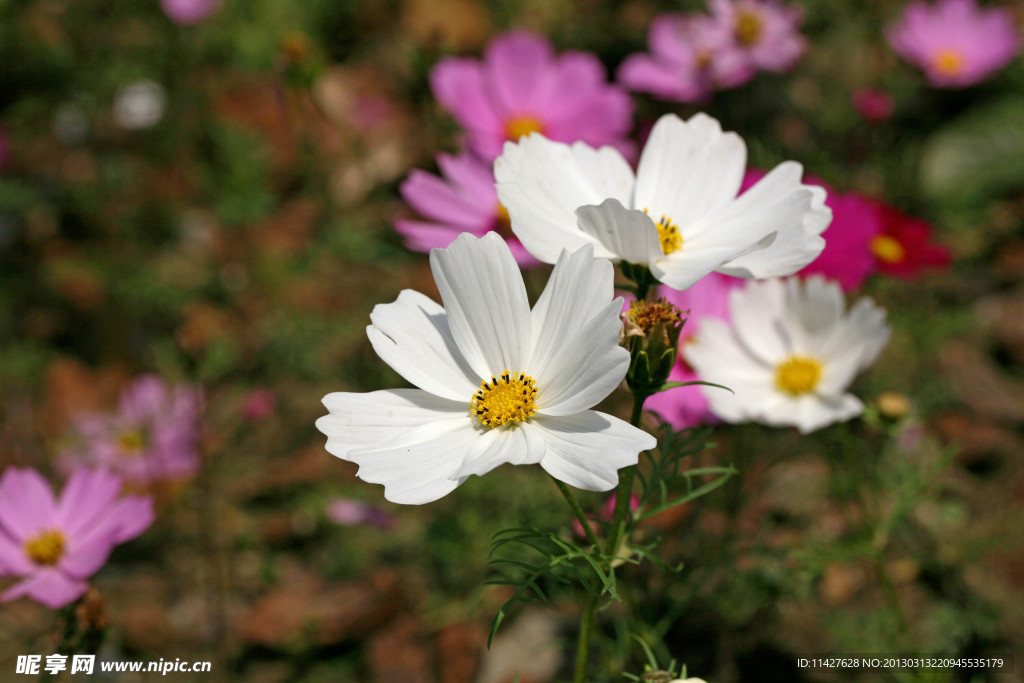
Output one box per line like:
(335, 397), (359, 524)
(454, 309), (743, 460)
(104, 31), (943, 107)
(471, 370), (538, 428)
(775, 356), (822, 396)
(932, 48), (964, 76)
(735, 10), (764, 46)
(643, 209), (684, 255)
(24, 529), (66, 566)
(117, 430), (146, 455)
(627, 298), (683, 337)
(870, 235), (906, 264)
(505, 115), (544, 141)
(494, 203), (513, 238)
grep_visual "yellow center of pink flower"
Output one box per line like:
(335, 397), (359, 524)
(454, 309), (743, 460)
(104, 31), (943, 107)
(505, 116), (545, 142)
(494, 203), (513, 238)
(735, 10), (764, 46)
(775, 356), (822, 396)
(117, 429), (146, 455)
(870, 235), (906, 264)
(24, 529), (66, 566)
(932, 48), (964, 76)
(471, 371), (537, 428)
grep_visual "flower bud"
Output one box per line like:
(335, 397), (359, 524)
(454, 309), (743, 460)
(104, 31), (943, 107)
(876, 391), (911, 420)
(621, 298), (685, 398)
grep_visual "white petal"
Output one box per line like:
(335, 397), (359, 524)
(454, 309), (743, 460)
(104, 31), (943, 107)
(534, 298), (629, 416)
(575, 199), (663, 264)
(649, 243), (757, 291)
(683, 318), (775, 422)
(347, 420), (482, 505)
(762, 393), (863, 434)
(534, 412), (655, 491)
(494, 134), (632, 263)
(529, 243), (613, 369)
(634, 113), (746, 229)
(429, 232), (532, 379)
(815, 297), (891, 397)
(570, 142), (636, 203)
(782, 275), (844, 355)
(367, 290), (480, 401)
(728, 279), (790, 365)
(455, 422), (547, 479)
(711, 162), (830, 278)
(316, 388), (468, 459)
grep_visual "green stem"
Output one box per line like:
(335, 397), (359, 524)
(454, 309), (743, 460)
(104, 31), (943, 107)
(552, 475), (601, 550)
(573, 592), (598, 683)
(571, 392), (649, 683)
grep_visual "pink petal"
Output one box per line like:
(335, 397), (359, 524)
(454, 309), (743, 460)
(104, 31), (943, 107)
(484, 30), (556, 116)
(56, 468), (123, 539)
(400, 170), (493, 228)
(59, 537), (115, 579)
(0, 468), (58, 541)
(1, 568), (88, 609)
(0, 529), (34, 576)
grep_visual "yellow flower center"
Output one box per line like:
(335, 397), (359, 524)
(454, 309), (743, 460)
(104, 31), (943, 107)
(117, 429), (146, 455)
(775, 356), (822, 396)
(655, 215), (683, 255)
(494, 202), (513, 238)
(471, 371), (538, 428)
(695, 49), (713, 70)
(735, 10), (764, 46)
(505, 115), (545, 142)
(932, 48), (964, 76)
(870, 235), (906, 264)
(24, 529), (66, 566)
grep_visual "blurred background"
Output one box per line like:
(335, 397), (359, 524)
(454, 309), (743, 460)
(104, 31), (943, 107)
(1, 0), (1024, 680)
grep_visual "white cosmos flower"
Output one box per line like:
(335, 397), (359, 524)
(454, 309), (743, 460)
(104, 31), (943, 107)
(684, 275), (890, 434)
(494, 112), (831, 290)
(315, 232), (656, 504)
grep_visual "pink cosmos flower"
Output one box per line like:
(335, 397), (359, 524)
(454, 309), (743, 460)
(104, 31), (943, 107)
(644, 273), (739, 429)
(0, 468), (153, 608)
(703, 0), (807, 74)
(60, 375), (202, 484)
(741, 169), (881, 291)
(326, 498), (394, 530)
(852, 88), (895, 124)
(395, 152), (538, 266)
(887, 0), (1020, 87)
(430, 30), (633, 160)
(241, 388), (277, 421)
(618, 13), (753, 102)
(160, 0), (220, 25)
(572, 493), (640, 539)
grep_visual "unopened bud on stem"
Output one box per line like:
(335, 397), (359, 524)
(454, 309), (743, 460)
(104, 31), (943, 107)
(621, 298), (685, 399)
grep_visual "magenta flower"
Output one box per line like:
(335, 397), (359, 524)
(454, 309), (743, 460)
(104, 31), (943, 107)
(395, 152), (539, 266)
(644, 273), (739, 429)
(430, 30), (633, 160)
(802, 193), (882, 291)
(60, 375), (202, 484)
(0, 468), (153, 608)
(887, 0), (1020, 87)
(160, 0), (219, 25)
(618, 13), (753, 102)
(704, 0), (807, 73)
(852, 87), (895, 124)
